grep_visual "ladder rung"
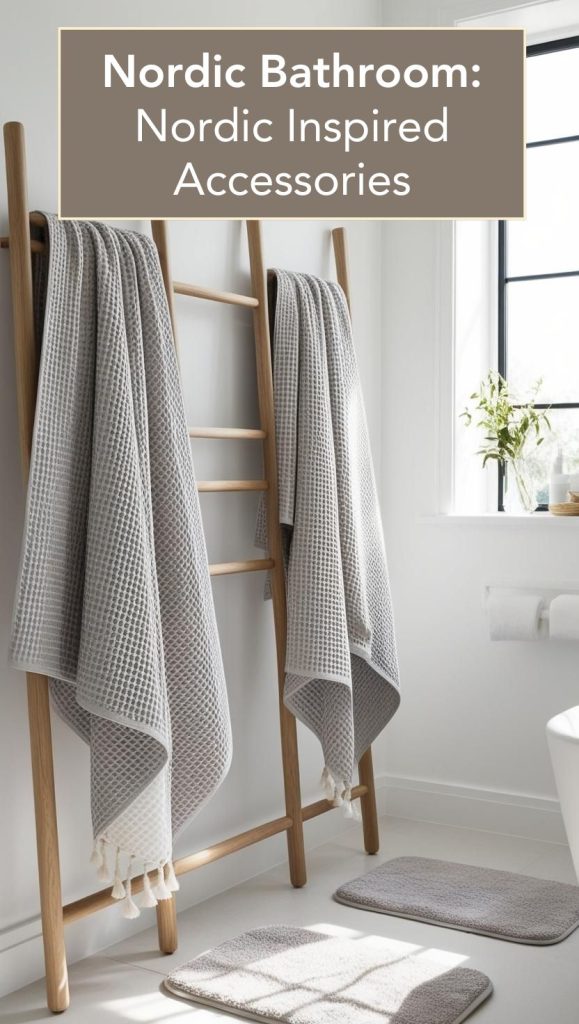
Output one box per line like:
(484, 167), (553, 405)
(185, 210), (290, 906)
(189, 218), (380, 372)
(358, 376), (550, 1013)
(63, 812), (293, 922)
(1, 213), (47, 253)
(209, 558), (274, 577)
(198, 479), (268, 492)
(174, 280), (258, 308)
(0, 236), (45, 253)
(301, 784), (368, 822)
(189, 426), (266, 440)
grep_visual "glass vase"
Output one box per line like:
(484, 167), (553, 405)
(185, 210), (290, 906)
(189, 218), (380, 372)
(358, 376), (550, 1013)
(504, 458), (538, 514)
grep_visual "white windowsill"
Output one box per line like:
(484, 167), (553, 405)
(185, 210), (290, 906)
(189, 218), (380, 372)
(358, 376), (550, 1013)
(419, 513), (579, 527)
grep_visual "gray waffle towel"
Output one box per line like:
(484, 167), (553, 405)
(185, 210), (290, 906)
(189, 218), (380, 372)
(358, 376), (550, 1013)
(11, 216), (232, 916)
(258, 271), (400, 810)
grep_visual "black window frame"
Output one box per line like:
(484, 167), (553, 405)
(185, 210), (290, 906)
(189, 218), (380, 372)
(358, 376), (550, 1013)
(498, 33), (579, 511)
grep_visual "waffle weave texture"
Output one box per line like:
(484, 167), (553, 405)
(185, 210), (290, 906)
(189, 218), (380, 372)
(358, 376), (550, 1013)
(11, 216), (232, 871)
(258, 271), (400, 793)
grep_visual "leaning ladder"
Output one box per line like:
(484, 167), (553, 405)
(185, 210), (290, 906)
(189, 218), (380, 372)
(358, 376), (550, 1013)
(1, 120), (380, 1013)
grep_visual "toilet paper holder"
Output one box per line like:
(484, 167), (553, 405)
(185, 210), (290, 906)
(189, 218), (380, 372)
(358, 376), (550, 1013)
(484, 583), (579, 627)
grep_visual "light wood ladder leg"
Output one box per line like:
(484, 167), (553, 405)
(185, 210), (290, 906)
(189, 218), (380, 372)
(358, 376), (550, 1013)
(156, 896), (178, 954)
(4, 121), (70, 1013)
(358, 747), (380, 854)
(332, 225), (381, 856)
(150, 218), (180, 952)
(246, 220), (306, 888)
(27, 677), (69, 1012)
(275, 662), (307, 887)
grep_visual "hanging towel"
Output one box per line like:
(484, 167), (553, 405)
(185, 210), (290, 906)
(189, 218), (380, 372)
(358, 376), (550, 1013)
(11, 216), (232, 907)
(257, 271), (400, 808)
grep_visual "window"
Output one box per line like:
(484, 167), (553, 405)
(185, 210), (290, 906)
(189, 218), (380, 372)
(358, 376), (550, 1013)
(498, 35), (579, 510)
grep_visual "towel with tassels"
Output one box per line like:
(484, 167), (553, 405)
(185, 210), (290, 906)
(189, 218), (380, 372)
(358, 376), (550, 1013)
(11, 216), (232, 913)
(257, 271), (400, 809)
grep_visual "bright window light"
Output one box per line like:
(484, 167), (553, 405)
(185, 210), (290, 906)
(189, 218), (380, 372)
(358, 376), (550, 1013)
(499, 37), (579, 508)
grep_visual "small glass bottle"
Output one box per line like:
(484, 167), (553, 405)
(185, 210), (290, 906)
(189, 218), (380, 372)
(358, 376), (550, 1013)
(549, 448), (568, 505)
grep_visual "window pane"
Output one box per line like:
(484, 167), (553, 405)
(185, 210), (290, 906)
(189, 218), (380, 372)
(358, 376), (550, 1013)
(527, 47), (579, 143)
(507, 277), (579, 403)
(511, 408), (579, 507)
(507, 141), (579, 276)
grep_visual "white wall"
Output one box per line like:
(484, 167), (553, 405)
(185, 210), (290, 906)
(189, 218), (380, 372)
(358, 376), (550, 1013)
(378, 219), (579, 791)
(0, 0), (383, 995)
(377, 0), (579, 824)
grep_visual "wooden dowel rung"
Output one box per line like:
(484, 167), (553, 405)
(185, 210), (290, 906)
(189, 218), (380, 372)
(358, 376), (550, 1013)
(209, 558), (274, 576)
(189, 426), (266, 440)
(0, 235), (45, 253)
(61, 786), (370, 925)
(301, 784), (368, 822)
(174, 279), (258, 308)
(174, 814), (292, 877)
(62, 813), (293, 923)
(0, 213), (47, 253)
(198, 479), (268, 492)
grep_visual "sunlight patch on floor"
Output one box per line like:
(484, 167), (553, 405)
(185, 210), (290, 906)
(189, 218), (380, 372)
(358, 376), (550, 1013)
(306, 921), (362, 939)
(417, 947), (470, 968)
(101, 990), (191, 1022)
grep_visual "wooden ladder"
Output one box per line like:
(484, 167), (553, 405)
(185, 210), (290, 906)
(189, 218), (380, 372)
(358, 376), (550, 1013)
(1, 120), (380, 1013)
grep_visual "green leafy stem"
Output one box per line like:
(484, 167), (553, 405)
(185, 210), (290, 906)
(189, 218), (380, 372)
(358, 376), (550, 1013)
(461, 371), (551, 469)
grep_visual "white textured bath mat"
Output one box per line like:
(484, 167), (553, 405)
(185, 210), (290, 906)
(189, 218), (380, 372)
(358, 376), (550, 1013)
(164, 924), (492, 1024)
(334, 856), (579, 945)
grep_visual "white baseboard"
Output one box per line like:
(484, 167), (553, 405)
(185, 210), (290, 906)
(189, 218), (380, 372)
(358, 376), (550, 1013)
(0, 773), (567, 999)
(375, 772), (567, 845)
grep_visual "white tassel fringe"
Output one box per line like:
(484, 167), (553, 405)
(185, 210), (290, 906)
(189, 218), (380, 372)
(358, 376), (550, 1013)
(111, 847), (126, 900)
(122, 857), (140, 919)
(90, 838), (104, 869)
(94, 843), (171, 914)
(141, 866), (158, 908)
(320, 767), (345, 807)
(165, 860), (180, 893)
(111, 878), (126, 900)
(91, 840), (178, 914)
(320, 769), (362, 819)
(320, 766), (335, 801)
(154, 864), (172, 901)
(343, 788), (362, 820)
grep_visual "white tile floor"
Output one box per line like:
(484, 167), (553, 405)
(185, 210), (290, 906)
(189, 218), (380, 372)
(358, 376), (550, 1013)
(2, 815), (579, 1023)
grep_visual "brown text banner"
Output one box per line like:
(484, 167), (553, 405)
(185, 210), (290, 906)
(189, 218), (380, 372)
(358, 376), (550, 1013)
(59, 27), (525, 219)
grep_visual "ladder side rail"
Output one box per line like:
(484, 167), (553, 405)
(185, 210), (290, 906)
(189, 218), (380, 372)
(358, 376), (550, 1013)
(3, 120), (70, 1013)
(149, 219), (182, 954)
(246, 220), (307, 887)
(331, 227), (380, 855)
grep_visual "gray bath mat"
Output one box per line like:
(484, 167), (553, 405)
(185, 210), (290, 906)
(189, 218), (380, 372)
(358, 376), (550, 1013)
(334, 856), (579, 945)
(164, 924), (492, 1024)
